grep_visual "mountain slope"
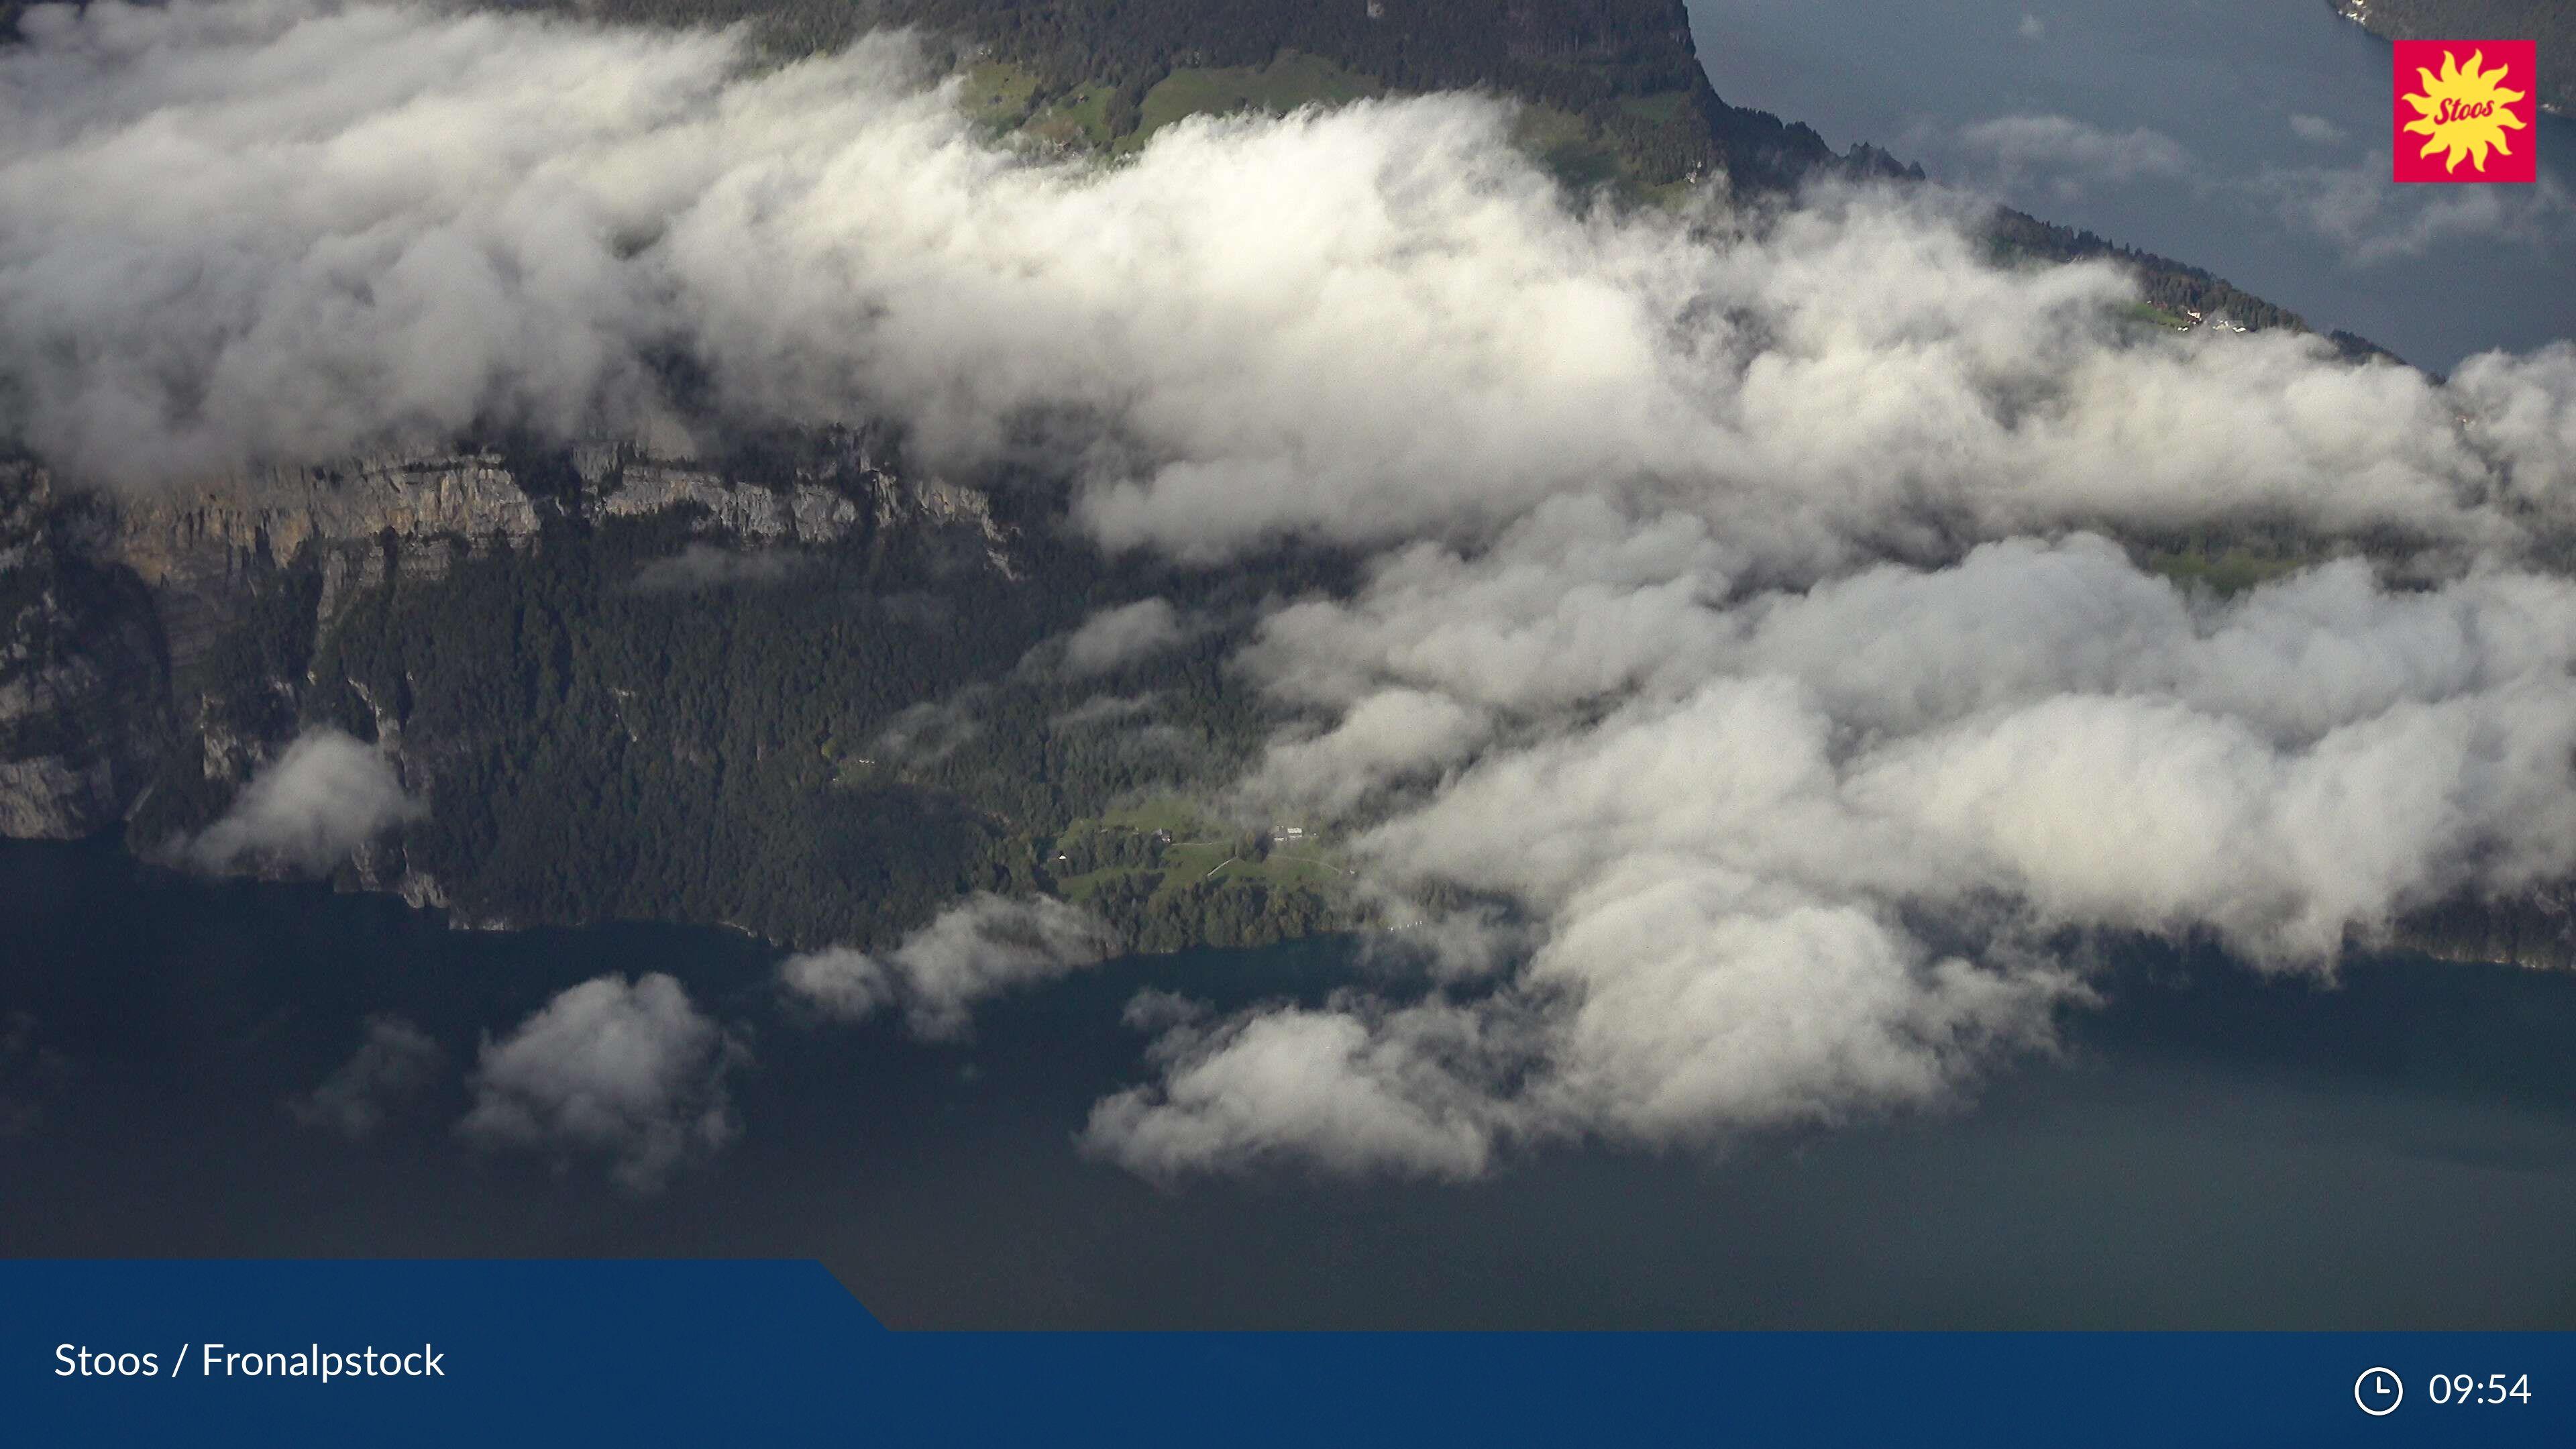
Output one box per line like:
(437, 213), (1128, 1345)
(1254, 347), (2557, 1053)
(569, 0), (1898, 191)
(0, 0), (2477, 960)
(555, 0), (2380, 348)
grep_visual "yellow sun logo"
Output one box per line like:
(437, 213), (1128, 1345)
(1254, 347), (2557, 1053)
(2400, 48), (2529, 173)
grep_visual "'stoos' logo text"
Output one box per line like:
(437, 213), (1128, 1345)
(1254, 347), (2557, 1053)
(2392, 40), (2537, 182)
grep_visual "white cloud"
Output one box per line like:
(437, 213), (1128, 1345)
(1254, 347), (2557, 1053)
(2259, 155), (2575, 265)
(1053, 692), (1161, 729)
(775, 947), (898, 1024)
(780, 893), (1113, 1039)
(289, 1014), (443, 1140)
(1087, 533), (2576, 1177)
(1957, 113), (2193, 182)
(2289, 113), (2345, 146)
(630, 543), (802, 592)
(2017, 14), (2045, 41)
(1243, 688), (1490, 820)
(185, 727), (425, 874)
(1085, 995), (1506, 1179)
(870, 692), (985, 763)
(2452, 343), (2576, 502)
(459, 973), (746, 1191)
(21, 3), (2576, 1181)
(1052, 598), (1191, 676)
(7, 3), (2562, 577)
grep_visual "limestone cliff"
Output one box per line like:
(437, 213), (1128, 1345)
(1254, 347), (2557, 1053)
(0, 463), (174, 837)
(2393, 893), (2576, 972)
(0, 435), (1012, 841)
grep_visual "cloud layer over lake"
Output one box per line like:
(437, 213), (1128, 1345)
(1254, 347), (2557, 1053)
(14, 1), (2576, 1179)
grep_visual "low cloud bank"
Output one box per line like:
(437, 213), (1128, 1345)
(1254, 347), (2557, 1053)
(17, 3), (2576, 1179)
(630, 543), (803, 592)
(290, 1014), (444, 1140)
(460, 973), (745, 1191)
(1958, 113), (2194, 184)
(780, 894), (1114, 1040)
(2259, 156), (2575, 266)
(1049, 599), (1193, 677)
(185, 728), (425, 875)
(1089, 533), (2576, 1177)
(9, 2), (2574, 577)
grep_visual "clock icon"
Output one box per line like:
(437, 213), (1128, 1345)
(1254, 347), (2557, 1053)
(2356, 1367), (2404, 1416)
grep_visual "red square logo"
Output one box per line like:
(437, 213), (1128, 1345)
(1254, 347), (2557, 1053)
(2393, 39), (2538, 182)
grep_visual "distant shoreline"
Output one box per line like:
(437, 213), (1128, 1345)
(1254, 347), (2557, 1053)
(2326, 0), (2571, 117)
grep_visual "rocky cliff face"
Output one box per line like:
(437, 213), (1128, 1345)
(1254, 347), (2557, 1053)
(80, 452), (545, 687)
(0, 463), (175, 837)
(0, 435), (1010, 841)
(2394, 892), (2576, 972)
(13, 435), (2569, 979)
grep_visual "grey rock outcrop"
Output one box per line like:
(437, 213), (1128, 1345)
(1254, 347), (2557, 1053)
(0, 434), (1012, 841)
(2393, 892), (2576, 972)
(0, 463), (175, 837)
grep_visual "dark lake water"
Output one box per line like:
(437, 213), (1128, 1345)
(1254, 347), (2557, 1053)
(12, 10), (2576, 1315)
(6, 3), (2572, 1332)
(5, 835), (2574, 1328)
(1688, 0), (2576, 372)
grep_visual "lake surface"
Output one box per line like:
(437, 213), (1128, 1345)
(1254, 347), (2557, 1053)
(5, 835), (2574, 1328)
(1688, 0), (2576, 372)
(7, 4), (2573, 1330)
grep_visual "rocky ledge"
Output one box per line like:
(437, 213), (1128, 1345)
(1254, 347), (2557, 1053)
(0, 435), (1010, 839)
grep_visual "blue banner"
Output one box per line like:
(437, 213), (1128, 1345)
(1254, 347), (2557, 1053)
(3, 1260), (2569, 1446)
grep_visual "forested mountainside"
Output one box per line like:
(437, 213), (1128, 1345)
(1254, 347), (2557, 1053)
(573, 0), (1876, 191)
(508, 0), (2363, 346)
(16, 429), (2573, 967)
(2332, 0), (2574, 115)
(4, 0), (2533, 963)
(0, 0), (2379, 352)
(1986, 212), (2390, 362)
(1038, 3), (2399, 341)
(0, 443), (1359, 953)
